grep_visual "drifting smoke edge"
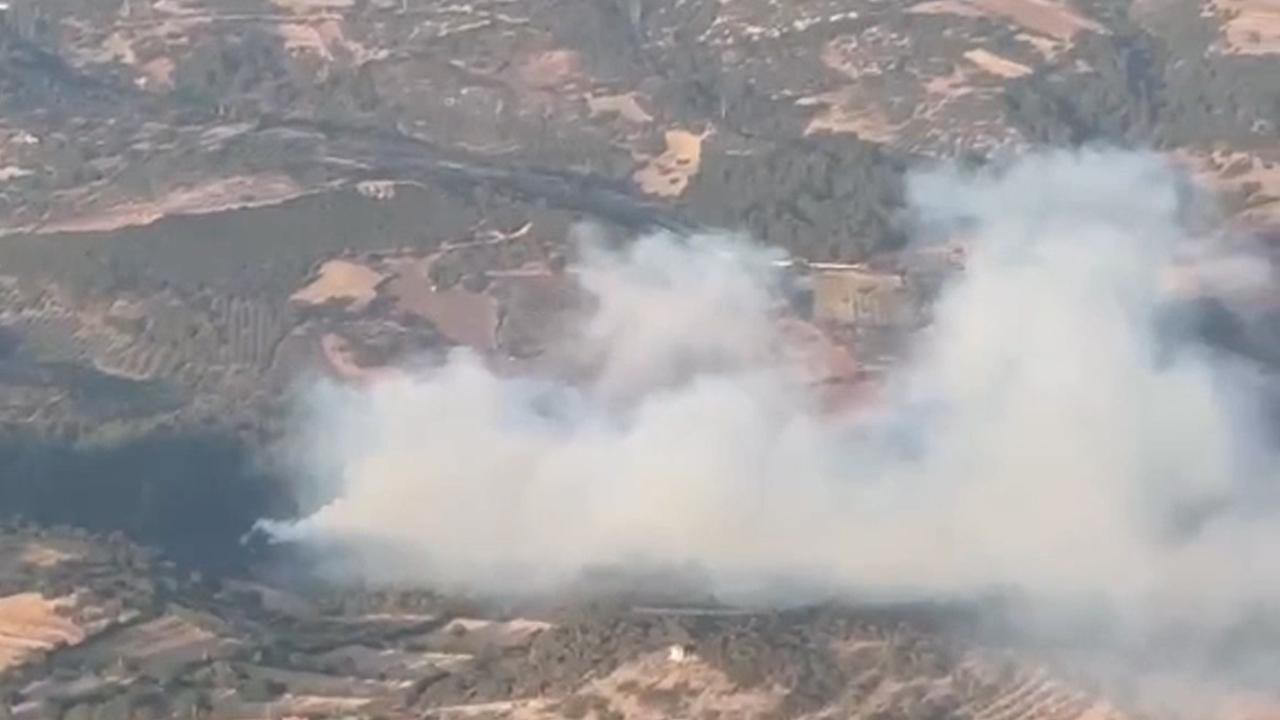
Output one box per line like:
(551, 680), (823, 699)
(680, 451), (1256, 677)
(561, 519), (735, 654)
(260, 150), (1280, 639)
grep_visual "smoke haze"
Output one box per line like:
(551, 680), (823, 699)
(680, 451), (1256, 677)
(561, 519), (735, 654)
(264, 150), (1280, 643)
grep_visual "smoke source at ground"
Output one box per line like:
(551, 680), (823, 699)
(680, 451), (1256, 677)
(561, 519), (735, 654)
(262, 150), (1280, 693)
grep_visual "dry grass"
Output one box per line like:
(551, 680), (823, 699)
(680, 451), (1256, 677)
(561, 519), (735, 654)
(139, 56), (177, 89)
(775, 317), (860, 383)
(518, 50), (584, 90)
(18, 543), (79, 568)
(800, 32), (1027, 151)
(320, 333), (373, 381)
(965, 48), (1034, 77)
(61, 0), (379, 91)
(431, 618), (552, 650)
(586, 650), (785, 720)
(27, 174), (307, 235)
(430, 650), (782, 720)
(248, 694), (375, 716)
(271, 14), (386, 63)
(1210, 0), (1280, 55)
(633, 129), (709, 197)
(431, 698), (558, 719)
(910, 0), (989, 17)
(909, 0), (1105, 41)
(270, 0), (356, 12)
(0, 593), (86, 672)
(801, 88), (903, 143)
(384, 257), (500, 351)
(274, 18), (343, 58)
(291, 259), (386, 311)
(320, 333), (408, 384)
(1172, 148), (1280, 222)
(100, 614), (221, 661)
(587, 93), (655, 125)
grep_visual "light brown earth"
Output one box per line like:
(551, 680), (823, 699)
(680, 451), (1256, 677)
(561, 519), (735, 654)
(384, 258), (500, 351)
(802, 88), (905, 144)
(427, 651), (788, 720)
(633, 129), (709, 198)
(775, 317), (862, 385)
(269, 0), (356, 13)
(0, 594), (86, 672)
(17, 544), (79, 569)
(800, 29), (1029, 152)
(2, 525), (1267, 720)
(1209, 0), (1280, 54)
(319, 332), (408, 383)
(420, 625), (1141, 720)
(909, 0), (1106, 42)
(99, 614), (223, 661)
(14, 174), (308, 235)
(291, 259), (386, 311)
(965, 48), (1035, 78)
(587, 93), (656, 126)
(517, 50), (585, 91)
(1172, 148), (1280, 223)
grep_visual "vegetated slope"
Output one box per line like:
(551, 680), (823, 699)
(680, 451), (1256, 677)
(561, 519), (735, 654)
(0, 521), (1142, 720)
(1, 0), (1278, 445)
(0, 3), (1279, 719)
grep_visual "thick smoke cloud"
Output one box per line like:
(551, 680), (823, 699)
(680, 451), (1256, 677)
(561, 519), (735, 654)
(264, 151), (1280, 635)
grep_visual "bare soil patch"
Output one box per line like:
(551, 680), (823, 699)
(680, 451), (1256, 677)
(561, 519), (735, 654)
(270, 0), (356, 12)
(0, 593), (86, 672)
(587, 93), (655, 125)
(909, 0), (1105, 41)
(17, 543), (79, 569)
(1173, 148), (1280, 222)
(384, 257), (500, 351)
(633, 129), (708, 198)
(965, 48), (1034, 77)
(801, 35), (1024, 152)
(518, 50), (585, 91)
(801, 88), (903, 144)
(319, 333), (408, 383)
(1210, 0), (1280, 54)
(291, 259), (386, 311)
(22, 174), (308, 236)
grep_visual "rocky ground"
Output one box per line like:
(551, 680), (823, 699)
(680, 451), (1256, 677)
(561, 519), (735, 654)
(3, 0), (1280, 718)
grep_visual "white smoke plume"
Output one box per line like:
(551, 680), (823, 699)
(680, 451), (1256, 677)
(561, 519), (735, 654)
(265, 150), (1280, 637)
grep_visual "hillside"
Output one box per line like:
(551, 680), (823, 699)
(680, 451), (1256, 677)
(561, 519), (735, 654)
(2, 1), (1280, 718)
